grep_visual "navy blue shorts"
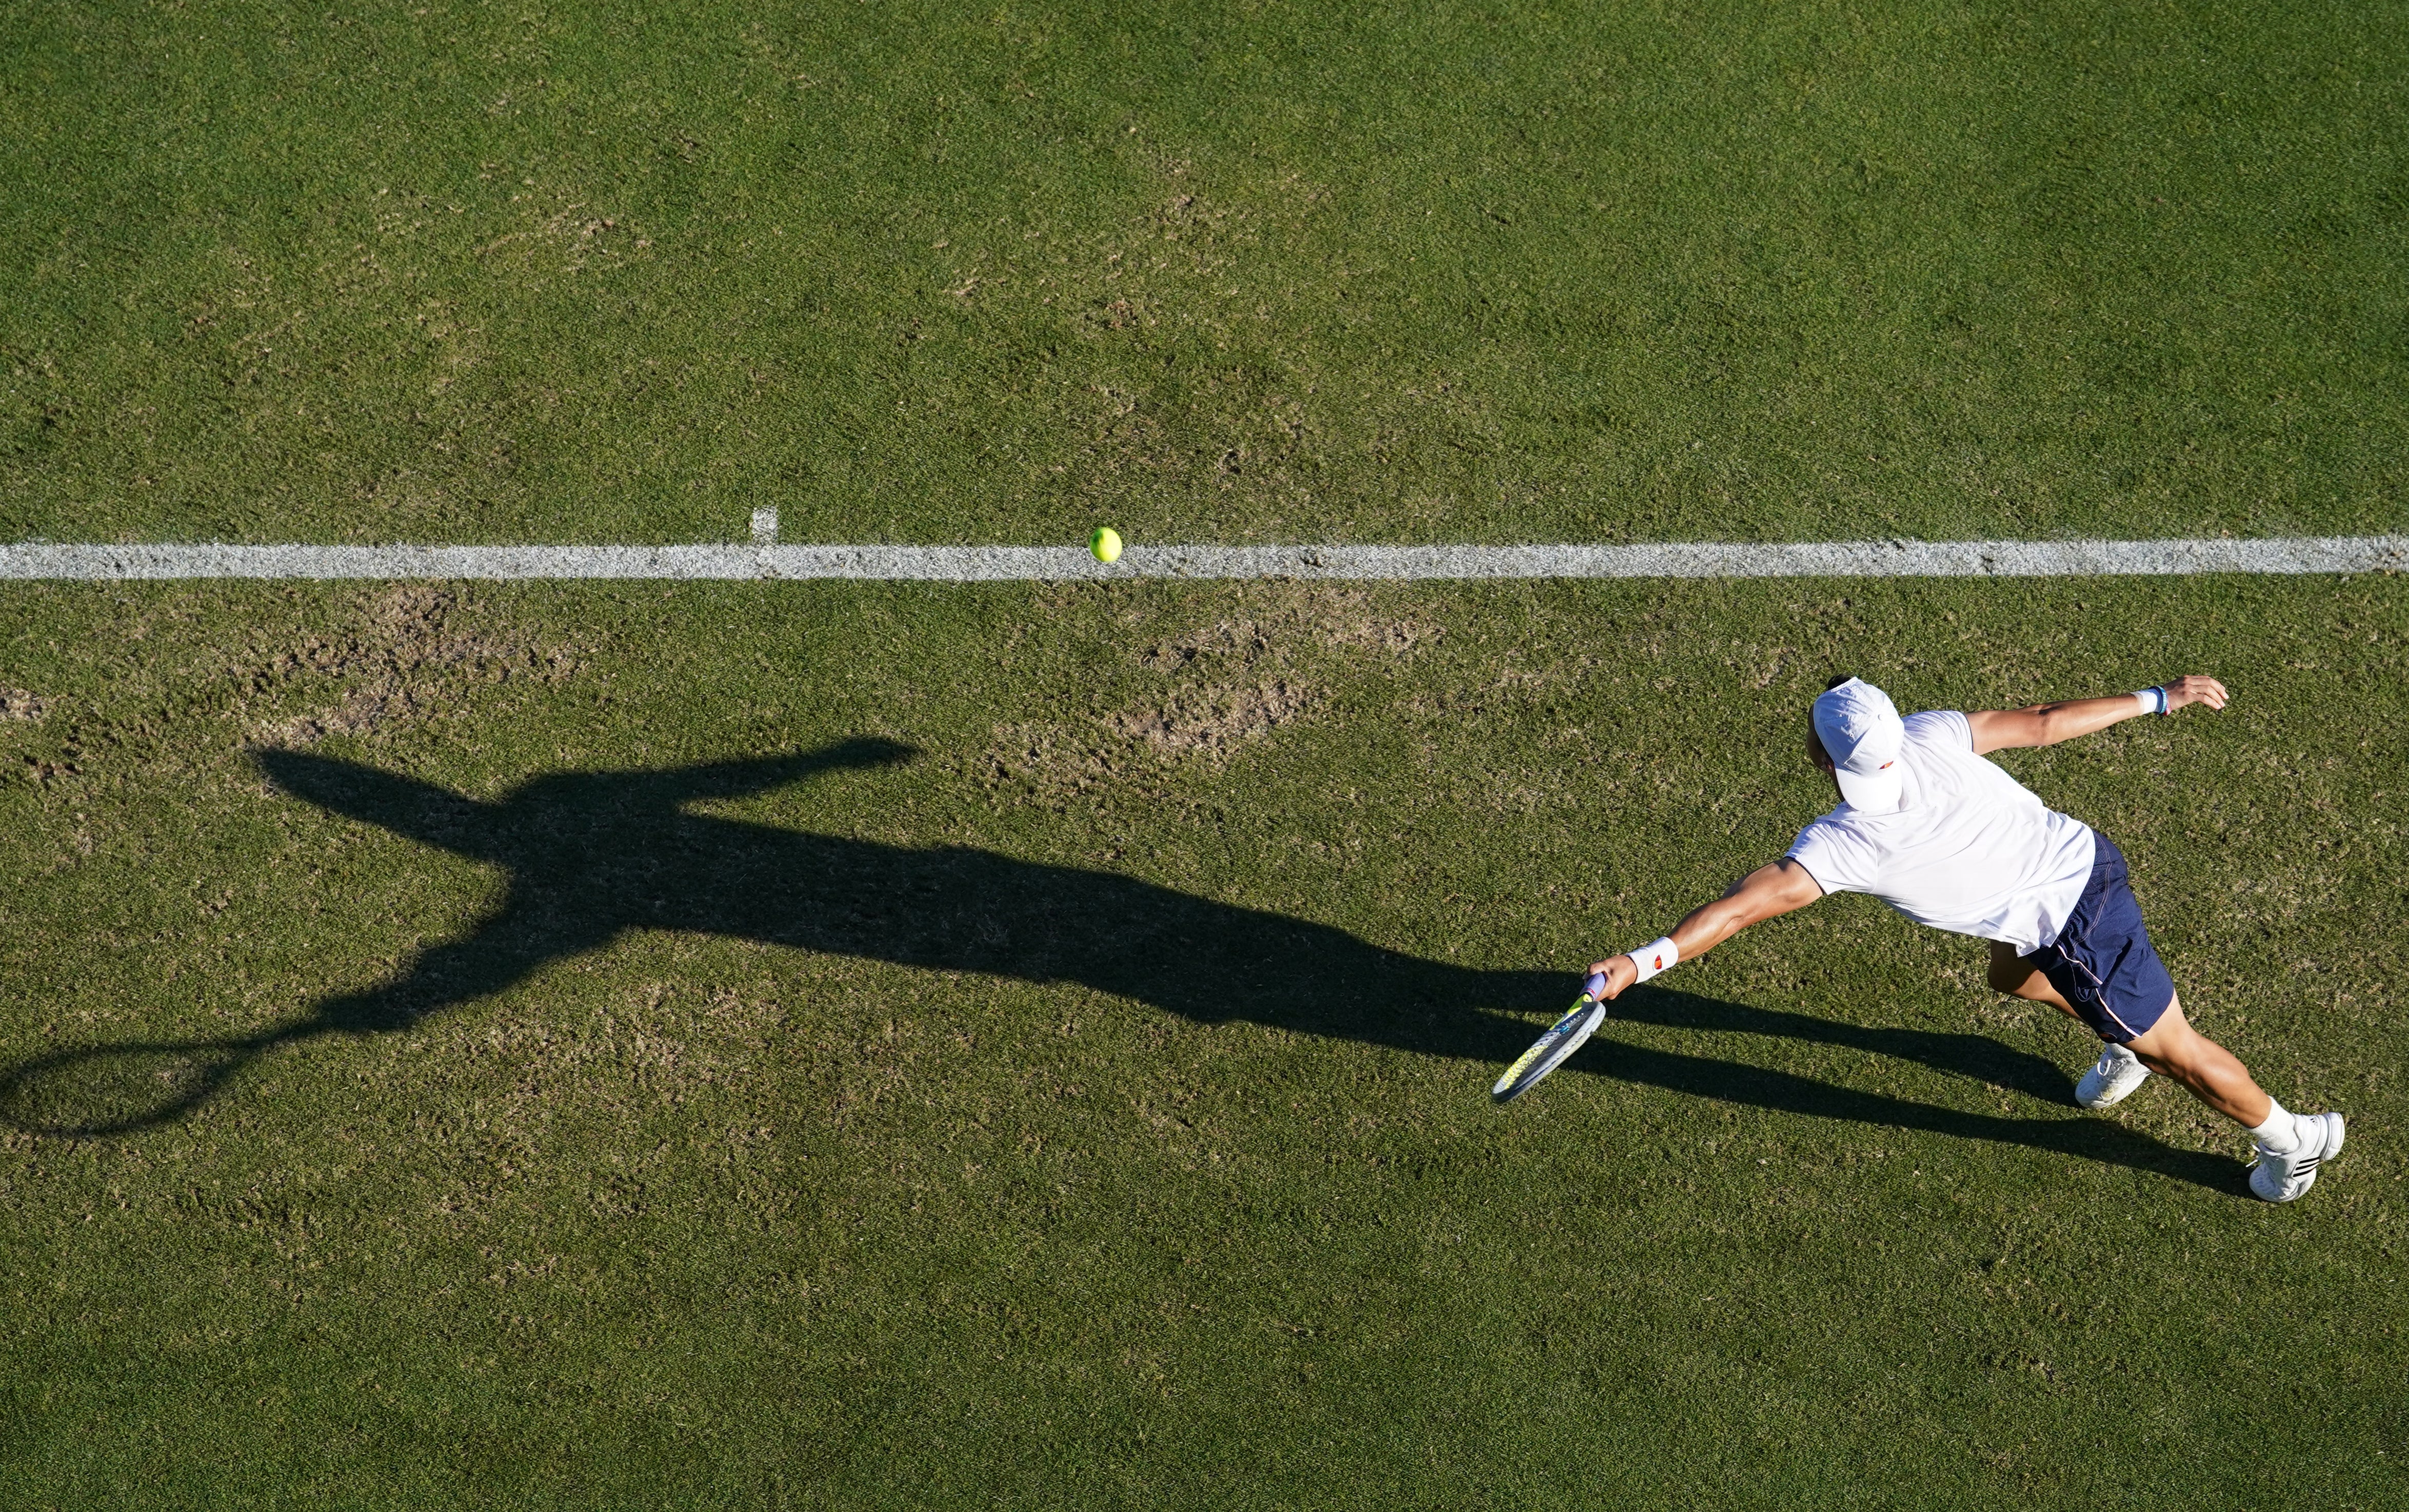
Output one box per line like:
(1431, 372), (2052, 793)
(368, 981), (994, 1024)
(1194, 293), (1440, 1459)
(2021, 832), (2175, 1044)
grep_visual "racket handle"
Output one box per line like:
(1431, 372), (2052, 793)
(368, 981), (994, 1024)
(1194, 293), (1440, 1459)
(1583, 971), (1607, 1001)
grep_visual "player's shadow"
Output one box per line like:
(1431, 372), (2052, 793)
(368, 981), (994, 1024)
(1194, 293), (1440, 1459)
(0, 739), (2240, 1193)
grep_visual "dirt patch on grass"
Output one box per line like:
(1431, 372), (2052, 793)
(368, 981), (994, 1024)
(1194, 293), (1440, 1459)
(258, 584), (580, 746)
(987, 681), (1312, 796)
(1082, 297), (1151, 333)
(985, 679), (1315, 798)
(1105, 680), (1314, 759)
(0, 689), (49, 721)
(475, 199), (636, 277)
(1138, 587), (1442, 671)
(987, 721), (1129, 799)
(985, 588), (1438, 796)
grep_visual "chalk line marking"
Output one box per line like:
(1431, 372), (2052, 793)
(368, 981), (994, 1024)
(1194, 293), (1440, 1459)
(0, 538), (2402, 581)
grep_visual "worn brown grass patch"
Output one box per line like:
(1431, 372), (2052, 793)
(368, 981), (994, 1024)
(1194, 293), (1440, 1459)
(258, 584), (582, 746)
(1136, 586), (1442, 672)
(1105, 680), (1315, 760)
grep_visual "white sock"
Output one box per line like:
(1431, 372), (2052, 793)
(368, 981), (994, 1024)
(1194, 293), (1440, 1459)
(2105, 1042), (2141, 1068)
(2248, 1098), (2302, 1153)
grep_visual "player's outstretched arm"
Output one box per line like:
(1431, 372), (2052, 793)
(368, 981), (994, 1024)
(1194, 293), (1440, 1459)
(1967, 675), (2226, 754)
(1584, 859), (1823, 1000)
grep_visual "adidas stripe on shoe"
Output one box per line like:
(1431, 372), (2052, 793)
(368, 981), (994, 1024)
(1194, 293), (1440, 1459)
(2249, 1112), (2345, 1203)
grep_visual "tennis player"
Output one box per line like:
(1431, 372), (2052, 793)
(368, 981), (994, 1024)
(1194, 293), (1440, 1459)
(1586, 674), (2343, 1203)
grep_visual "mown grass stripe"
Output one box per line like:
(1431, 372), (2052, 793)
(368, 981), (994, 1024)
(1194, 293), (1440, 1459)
(0, 538), (2402, 581)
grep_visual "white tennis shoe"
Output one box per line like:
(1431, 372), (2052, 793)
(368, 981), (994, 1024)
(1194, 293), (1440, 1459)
(2249, 1112), (2345, 1203)
(2075, 1042), (2151, 1109)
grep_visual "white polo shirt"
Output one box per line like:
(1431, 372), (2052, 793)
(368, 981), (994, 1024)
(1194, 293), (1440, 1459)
(1784, 710), (2096, 953)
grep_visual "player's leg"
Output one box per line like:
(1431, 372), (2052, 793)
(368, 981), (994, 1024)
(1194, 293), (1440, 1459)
(1987, 941), (2150, 1108)
(2122, 994), (2266, 1123)
(2005, 920), (2295, 1131)
(2124, 997), (2346, 1202)
(1986, 940), (2078, 1014)
(1992, 914), (2343, 1201)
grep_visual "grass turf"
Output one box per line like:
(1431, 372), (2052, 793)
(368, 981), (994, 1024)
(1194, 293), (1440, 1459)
(6, 1), (2408, 1503)
(1, 575), (2403, 1506)
(4, 0), (2407, 548)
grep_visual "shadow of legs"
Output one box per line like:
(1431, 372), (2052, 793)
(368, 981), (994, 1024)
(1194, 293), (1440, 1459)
(1608, 984), (2077, 1105)
(1572, 1033), (2243, 1194)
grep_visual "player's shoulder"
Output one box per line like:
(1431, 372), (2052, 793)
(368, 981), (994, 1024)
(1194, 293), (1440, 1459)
(1903, 708), (1972, 749)
(1789, 803), (1865, 848)
(1786, 804), (1877, 891)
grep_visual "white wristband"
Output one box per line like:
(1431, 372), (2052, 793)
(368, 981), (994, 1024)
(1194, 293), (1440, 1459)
(1625, 937), (1681, 982)
(2131, 686), (2167, 715)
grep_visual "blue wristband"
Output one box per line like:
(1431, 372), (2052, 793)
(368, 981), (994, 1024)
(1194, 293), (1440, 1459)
(2132, 686), (2168, 715)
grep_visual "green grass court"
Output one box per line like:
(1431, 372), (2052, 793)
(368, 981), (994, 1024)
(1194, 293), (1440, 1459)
(6, 0), (2405, 547)
(4, 2), (2407, 1506)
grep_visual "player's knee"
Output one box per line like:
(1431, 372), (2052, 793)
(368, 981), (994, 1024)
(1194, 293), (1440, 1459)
(2130, 1019), (2214, 1079)
(2131, 1042), (2197, 1082)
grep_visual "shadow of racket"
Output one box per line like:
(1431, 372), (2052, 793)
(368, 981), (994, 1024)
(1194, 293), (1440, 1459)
(0, 1026), (321, 1137)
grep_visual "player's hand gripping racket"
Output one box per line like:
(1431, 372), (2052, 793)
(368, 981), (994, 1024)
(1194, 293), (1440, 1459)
(1491, 972), (1608, 1104)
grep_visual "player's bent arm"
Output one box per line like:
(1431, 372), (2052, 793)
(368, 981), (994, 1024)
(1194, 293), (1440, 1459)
(1584, 859), (1823, 999)
(1967, 674), (2226, 753)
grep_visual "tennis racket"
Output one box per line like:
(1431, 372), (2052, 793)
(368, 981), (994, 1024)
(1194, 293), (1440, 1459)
(1491, 972), (1608, 1104)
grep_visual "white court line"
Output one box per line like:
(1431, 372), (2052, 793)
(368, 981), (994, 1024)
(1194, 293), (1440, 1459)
(0, 538), (2402, 581)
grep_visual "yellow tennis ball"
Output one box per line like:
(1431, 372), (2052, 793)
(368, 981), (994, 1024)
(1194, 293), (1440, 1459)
(1089, 526), (1124, 563)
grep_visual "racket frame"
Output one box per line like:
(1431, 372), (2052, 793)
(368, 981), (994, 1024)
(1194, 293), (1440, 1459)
(1490, 994), (1607, 1104)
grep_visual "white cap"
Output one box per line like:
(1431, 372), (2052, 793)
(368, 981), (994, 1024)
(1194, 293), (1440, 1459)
(1813, 677), (1906, 813)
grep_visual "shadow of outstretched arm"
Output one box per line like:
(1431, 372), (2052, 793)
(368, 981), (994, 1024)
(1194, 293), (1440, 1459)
(256, 748), (498, 860)
(640, 739), (917, 805)
(305, 896), (618, 1036)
